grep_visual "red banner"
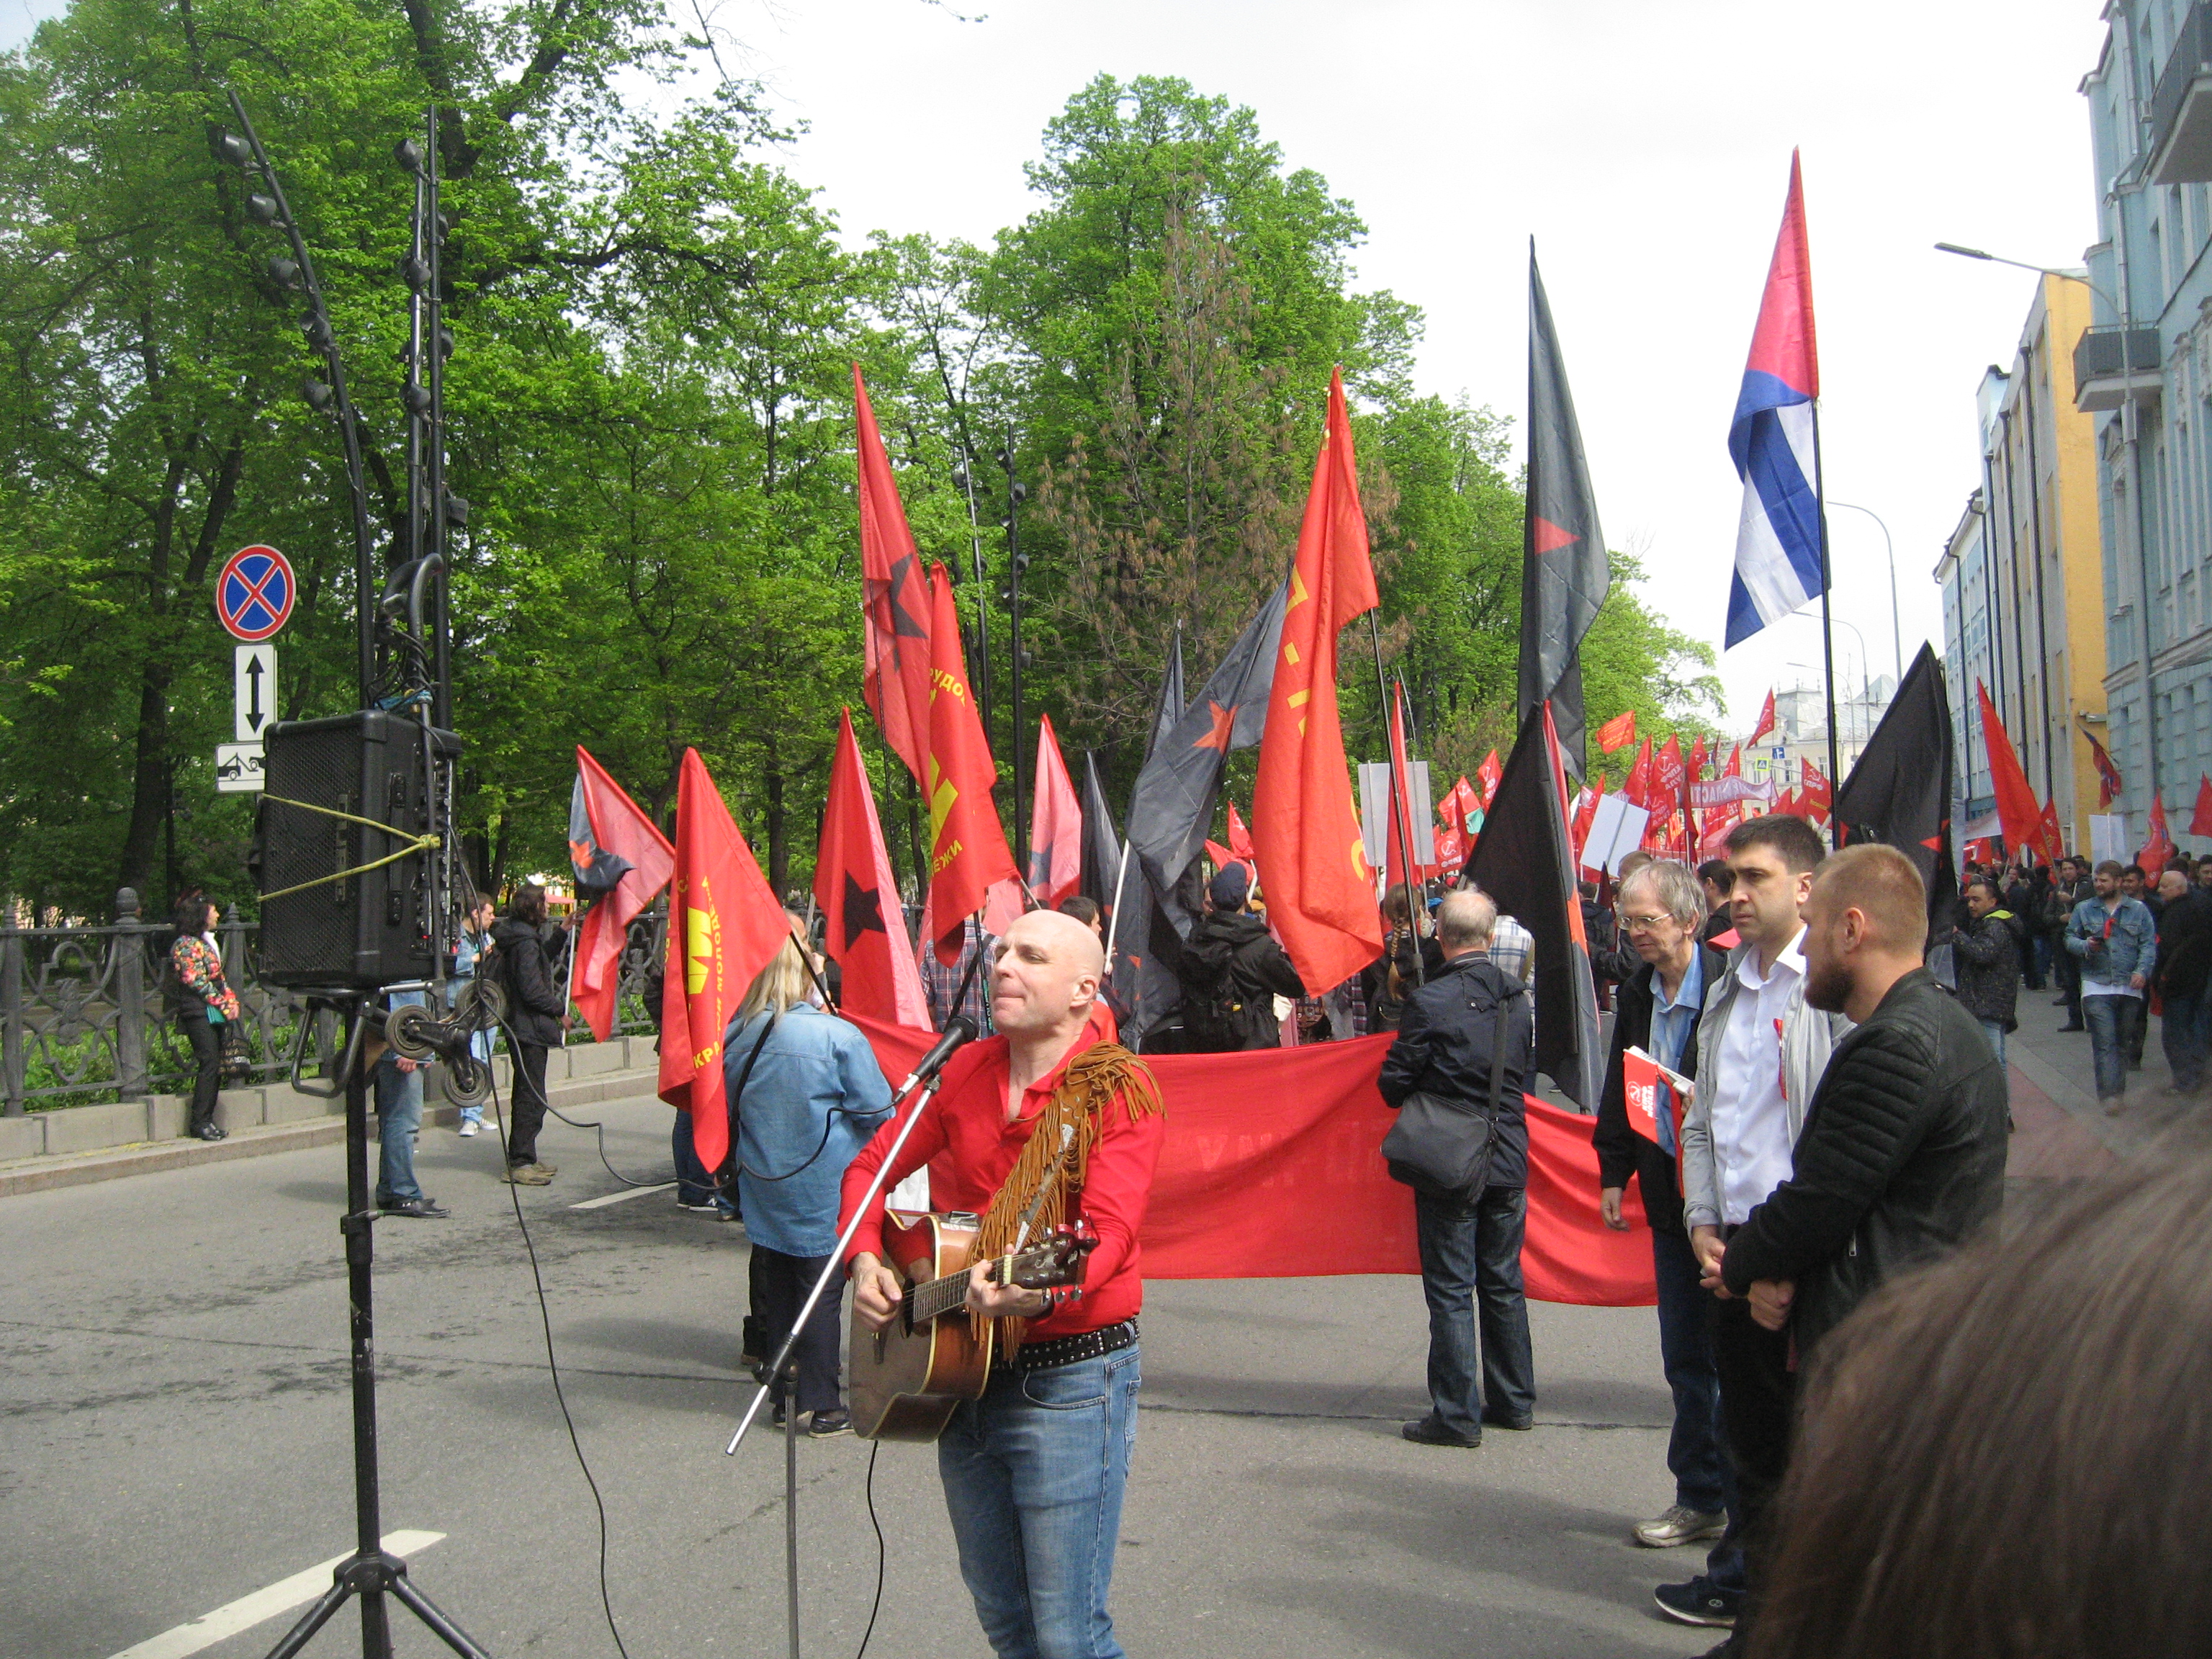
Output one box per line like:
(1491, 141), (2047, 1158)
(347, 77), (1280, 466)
(847, 1015), (1658, 1306)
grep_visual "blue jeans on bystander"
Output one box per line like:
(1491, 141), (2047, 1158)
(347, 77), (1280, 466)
(373, 1051), (426, 1206)
(2082, 992), (2144, 1100)
(1652, 1227), (1743, 1592)
(1413, 1184), (1537, 1438)
(937, 1346), (1142, 1659)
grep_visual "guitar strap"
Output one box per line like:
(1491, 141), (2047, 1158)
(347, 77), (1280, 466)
(968, 1040), (1163, 1352)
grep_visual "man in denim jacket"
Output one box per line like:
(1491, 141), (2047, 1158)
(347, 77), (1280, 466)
(2066, 859), (2159, 1115)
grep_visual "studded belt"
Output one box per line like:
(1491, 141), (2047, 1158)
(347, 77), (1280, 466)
(994, 1318), (1138, 1374)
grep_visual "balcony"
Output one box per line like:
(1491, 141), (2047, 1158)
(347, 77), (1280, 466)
(2150, 3), (2212, 184)
(2073, 324), (2163, 412)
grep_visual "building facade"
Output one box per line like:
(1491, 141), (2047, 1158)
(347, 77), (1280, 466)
(1936, 279), (2108, 853)
(2082, 3), (2212, 853)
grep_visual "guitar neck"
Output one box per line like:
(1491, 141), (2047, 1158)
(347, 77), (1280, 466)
(908, 1267), (978, 1327)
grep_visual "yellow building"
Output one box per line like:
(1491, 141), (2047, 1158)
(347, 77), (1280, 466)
(1942, 274), (2109, 855)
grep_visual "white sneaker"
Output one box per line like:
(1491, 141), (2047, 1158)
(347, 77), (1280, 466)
(459, 1120), (480, 1138)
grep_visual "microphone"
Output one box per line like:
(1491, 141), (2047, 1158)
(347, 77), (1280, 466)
(899, 1015), (977, 1094)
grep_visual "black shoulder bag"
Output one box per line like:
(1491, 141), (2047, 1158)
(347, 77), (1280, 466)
(1380, 981), (1519, 1200)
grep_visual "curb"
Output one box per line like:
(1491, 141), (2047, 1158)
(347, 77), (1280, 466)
(0, 1067), (664, 1200)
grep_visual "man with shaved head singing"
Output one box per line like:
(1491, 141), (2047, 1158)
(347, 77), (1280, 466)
(842, 909), (1164, 1659)
(1699, 843), (2010, 1658)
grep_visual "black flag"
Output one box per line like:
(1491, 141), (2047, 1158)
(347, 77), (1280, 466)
(1520, 246), (1612, 782)
(1463, 702), (1603, 1107)
(1126, 579), (1288, 937)
(1080, 751), (1123, 914)
(1833, 643), (1957, 936)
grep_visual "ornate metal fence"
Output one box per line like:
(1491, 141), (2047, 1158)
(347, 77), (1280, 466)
(0, 890), (667, 1117)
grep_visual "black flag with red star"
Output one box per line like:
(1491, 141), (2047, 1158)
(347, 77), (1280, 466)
(1520, 245), (1612, 781)
(1126, 577), (1287, 938)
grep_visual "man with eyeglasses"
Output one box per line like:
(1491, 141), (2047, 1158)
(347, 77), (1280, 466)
(1594, 863), (1734, 1565)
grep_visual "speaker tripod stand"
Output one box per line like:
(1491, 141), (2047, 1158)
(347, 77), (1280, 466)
(266, 997), (490, 1659)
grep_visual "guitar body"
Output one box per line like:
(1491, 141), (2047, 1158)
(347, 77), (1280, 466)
(849, 1210), (996, 1442)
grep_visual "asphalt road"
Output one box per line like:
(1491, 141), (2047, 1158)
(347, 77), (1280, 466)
(1, 1093), (1725, 1659)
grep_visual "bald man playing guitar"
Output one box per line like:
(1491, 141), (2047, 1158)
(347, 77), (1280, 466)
(842, 909), (1166, 1659)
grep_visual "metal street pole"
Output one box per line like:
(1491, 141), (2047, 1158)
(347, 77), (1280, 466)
(1826, 499), (1903, 686)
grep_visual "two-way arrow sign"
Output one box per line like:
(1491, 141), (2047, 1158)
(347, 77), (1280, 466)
(234, 643), (277, 743)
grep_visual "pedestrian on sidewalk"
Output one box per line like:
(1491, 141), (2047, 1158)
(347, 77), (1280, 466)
(169, 895), (238, 1142)
(2153, 869), (2212, 1097)
(1933, 876), (2020, 1066)
(372, 989), (446, 1218)
(1380, 887), (1537, 1449)
(2066, 860), (2158, 1116)
(1669, 813), (1850, 1636)
(1592, 861), (1735, 1566)
(2003, 863), (2044, 991)
(490, 884), (565, 1185)
(724, 920), (891, 1437)
(2044, 858), (2087, 1031)
(446, 896), (497, 1138)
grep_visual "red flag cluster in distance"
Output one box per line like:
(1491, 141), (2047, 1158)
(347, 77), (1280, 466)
(569, 747), (675, 1042)
(657, 749), (791, 1169)
(1252, 369), (1386, 994)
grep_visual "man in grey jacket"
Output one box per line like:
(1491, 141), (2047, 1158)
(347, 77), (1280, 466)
(1655, 814), (1849, 1635)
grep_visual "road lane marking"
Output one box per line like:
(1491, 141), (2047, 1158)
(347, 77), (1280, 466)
(570, 1180), (676, 1210)
(107, 1531), (445, 1659)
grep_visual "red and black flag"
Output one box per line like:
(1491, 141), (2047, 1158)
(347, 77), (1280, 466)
(1127, 577), (1288, 936)
(817, 709), (930, 1029)
(855, 367), (935, 788)
(1833, 643), (1956, 937)
(1521, 247), (1613, 781)
(1463, 702), (1604, 1108)
(568, 747), (676, 1042)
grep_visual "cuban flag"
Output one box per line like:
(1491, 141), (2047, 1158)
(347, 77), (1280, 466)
(1726, 153), (1822, 648)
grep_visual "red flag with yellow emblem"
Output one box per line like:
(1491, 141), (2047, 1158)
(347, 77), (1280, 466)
(1251, 369), (1385, 994)
(926, 563), (1019, 963)
(657, 748), (791, 1169)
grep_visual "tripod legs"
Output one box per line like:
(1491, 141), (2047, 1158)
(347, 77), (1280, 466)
(262, 1005), (489, 1659)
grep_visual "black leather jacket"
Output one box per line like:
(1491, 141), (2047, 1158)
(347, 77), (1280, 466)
(491, 917), (567, 1047)
(1593, 945), (1725, 1236)
(1377, 954), (1534, 1188)
(1722, 968), (2008, 1357)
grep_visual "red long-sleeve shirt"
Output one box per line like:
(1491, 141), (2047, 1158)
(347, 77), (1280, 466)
(839, 1035), (1164, 1339)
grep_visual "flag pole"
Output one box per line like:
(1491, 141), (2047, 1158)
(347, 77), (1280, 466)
(1365, 615), (1426, 985)
(1104, 840), (1132, 966)
(1812, 407), (1843, 847)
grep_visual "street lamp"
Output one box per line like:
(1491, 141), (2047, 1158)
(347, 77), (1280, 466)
(1824, 499), (1903, 685)
(1934, 243), (2121, 318)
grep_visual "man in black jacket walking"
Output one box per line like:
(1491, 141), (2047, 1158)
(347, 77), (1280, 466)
(1707, 844), (2008, 1656)
(1173, 864), (1304, 1051)
(1380, 888), (1537, 1448)
(2153, 868), (2212, 1094)
(1593, 861), (1734, 1562)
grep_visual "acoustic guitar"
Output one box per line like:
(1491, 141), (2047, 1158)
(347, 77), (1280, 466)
(848, 1209), (1097, 1442)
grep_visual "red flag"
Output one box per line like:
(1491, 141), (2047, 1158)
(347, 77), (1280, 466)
(1623, 1047), (1663, 1145)
(855, 368), (935, 787)
(1655, 734), (1687, 797)
(1724, 742), (1743, 778)
(1477, 749), (1504, 806)
(1594, 710), (1636, 755)
(1688, 734), (1709, 781)
(1571, 775), (1604, 867)
(1800, 759), (1832, 824)
(1750, 688), (1778, 743)
(1977, 682), (2044, 858)
(817, 709), (930, 1030)
(658, 749), (791, 1169)
(1028, 714), (1084, 909)
(1450, 773), (1483, 829)
(2087, 732), (2123, 809)
(926, 564), (1019, 963)
(1384, 682), (1436, 883)
(570, 747), (675, 1042)
(1624, 737), (1655, 809)
(1226, 800), (1256, 863)
(2141, 793), (2177, 875)
(2040, 799), (2065, 863)
(2194, 775), (2212, 839)
(1252, 369), (1385, 994)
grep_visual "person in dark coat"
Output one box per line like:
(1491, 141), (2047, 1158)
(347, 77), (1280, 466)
(1933, 876), (2022, 1065)
(490, 883), (567, 1185)
(2002, 866), (2043, 989)
(1363, 881), (1446, 1032)
(2153, 868), (2212, 1094)
(1712, 845), (2009, 1656)
(1173, 863), (1304, 1051)
(2044, 857), (2087, 1031)
(1593, 860), (1735, 1561)
(1380, 888), (1537, 1449)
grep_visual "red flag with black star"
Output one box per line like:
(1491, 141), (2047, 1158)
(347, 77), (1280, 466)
(658, 749), (791, 1169)
(817, 709), (930, 1030)
(1252, 369), (1385, 994)
(855, 367), (935, 788)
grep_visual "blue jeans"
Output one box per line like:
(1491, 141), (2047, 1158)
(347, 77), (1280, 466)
(671, 1109), (731, 1210)
(1978, 1020), (2008, 1068)
(2082, 992), (2143, 1100)
(1413, 1184), (1537, 1437)
(374, 1052), (426, 1205)
(1653, 1228), (1743, 1592)
(443, 976), (490, 1126)
(938, 1347), (1142, 1659)
(2162, 983), (2212, 1092)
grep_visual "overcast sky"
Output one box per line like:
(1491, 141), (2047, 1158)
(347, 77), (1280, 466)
(6, 0), (2112, 732)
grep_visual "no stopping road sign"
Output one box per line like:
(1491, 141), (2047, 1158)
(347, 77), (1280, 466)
(217, 545), (295, 642)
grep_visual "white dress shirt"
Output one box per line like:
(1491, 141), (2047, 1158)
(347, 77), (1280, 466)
(1708, 925), (1807, 1227)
